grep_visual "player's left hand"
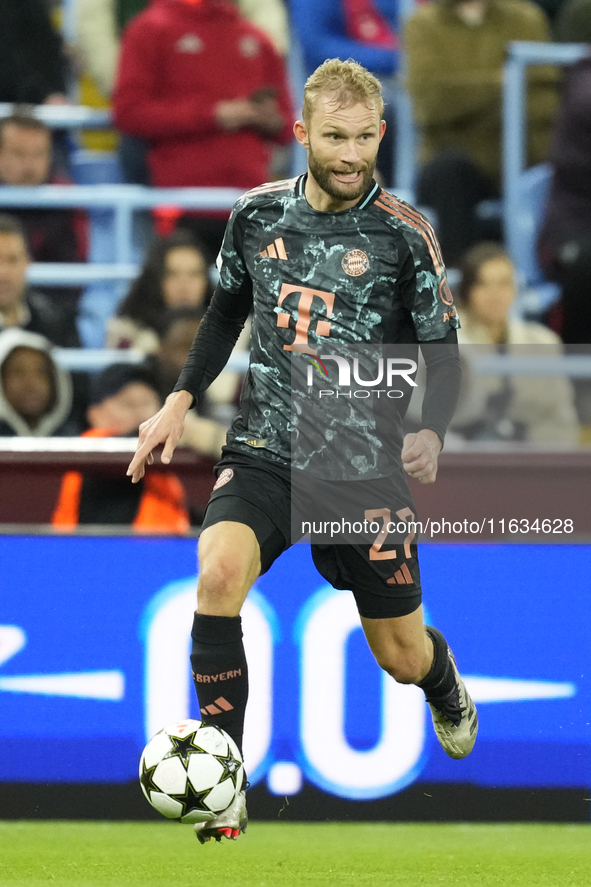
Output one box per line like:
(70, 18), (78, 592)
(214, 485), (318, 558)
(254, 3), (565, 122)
(401, 429), (442, 484)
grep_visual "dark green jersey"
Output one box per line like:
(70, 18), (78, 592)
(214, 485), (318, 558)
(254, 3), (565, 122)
(217, 174), (459, 473)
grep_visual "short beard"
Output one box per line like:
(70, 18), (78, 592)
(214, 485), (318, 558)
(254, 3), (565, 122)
(307, 143), (375, 204)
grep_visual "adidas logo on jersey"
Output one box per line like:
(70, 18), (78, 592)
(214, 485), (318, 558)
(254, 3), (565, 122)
(260, 237), (288, 260)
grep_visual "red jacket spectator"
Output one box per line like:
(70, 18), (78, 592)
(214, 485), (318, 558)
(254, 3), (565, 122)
(113, 0), (293, 190)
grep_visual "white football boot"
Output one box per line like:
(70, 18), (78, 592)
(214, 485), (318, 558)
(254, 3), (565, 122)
(193, 790), (248, 844)
(425, 629), (478, 760)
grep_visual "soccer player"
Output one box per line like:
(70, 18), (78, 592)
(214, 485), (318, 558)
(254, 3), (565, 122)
(127, 58), (478, 843)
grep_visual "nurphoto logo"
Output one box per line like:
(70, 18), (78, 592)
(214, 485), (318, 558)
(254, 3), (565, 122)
(303, 353), (418, 398)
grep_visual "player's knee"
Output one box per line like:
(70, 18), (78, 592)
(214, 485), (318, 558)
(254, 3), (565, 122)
(197, 558), (248, 615)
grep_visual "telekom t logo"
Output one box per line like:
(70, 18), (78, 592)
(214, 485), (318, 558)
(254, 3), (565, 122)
(276, 283), (335, 353)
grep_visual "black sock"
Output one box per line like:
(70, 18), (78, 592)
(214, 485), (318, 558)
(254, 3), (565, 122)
(418, 626), (456, 699)
(190, 613), (248, 757)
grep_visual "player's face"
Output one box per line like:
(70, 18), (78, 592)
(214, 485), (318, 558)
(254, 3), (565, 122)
(300, 95), (385, 209)
(1, 347), (54, 425)
(0, 125), (52, 186)
(468, 257), (516, 328)
(0, 233), (29, 311)
(162, 247), (209, 310)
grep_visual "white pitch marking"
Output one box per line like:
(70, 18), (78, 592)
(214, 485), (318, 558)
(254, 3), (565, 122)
(464, 676), (576, 704)
(0, 671), (125, 700)
(0, 626), (26, 667)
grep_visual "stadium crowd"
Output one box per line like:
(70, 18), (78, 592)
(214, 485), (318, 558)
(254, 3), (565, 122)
(0, 0), (590, 528)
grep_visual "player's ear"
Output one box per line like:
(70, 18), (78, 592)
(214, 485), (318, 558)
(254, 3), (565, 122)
(379, 119), (386, 143)
(294, 119), (309, 149)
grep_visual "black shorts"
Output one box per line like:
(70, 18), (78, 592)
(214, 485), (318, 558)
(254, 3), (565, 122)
(200, 447), (422, 620)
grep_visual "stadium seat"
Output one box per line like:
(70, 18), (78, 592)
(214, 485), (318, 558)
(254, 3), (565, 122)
(70, 150), (123, 186)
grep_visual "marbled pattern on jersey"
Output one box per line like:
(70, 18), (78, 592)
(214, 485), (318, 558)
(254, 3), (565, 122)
(217, 176), (459, 477)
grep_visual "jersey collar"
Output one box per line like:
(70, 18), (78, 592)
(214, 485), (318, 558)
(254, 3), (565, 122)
(295, 174), (381, 212)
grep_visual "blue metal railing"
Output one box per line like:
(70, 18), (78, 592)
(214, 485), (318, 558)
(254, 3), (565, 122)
(27, 263), (138, 287)
(391, 79), (416, 193)
(0, 185), (242, 265)
(53, 348), (250, 373)
(49, 347), (591, 378)
(60, 0), (77, 45)
(0, 104), (111, 130)
(502, 41), (587, 271)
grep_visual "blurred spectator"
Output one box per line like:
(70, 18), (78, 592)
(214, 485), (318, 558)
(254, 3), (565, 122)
(454, 243), (578, 444)
(145, 304), (239, 418)
(77, 0), (290, 185)
(76, 0), (289, 99)
(108, 231), (243, 420)
(290, 0), (398, 184)
(77, 0), (156, 185)
(145, 308), (229, 454)
(234, 0), (289, 55)
(106, 230), (212, 353)
(406, 0), (560, 266)
(457, 243), (561, 344)
(85, 364), (162, 436)
(538, 56), (591, 345)
(0, 116), (88, 309)
(145, 307), (204, 400)
(554, 0), (591, 40)
(0, 214), (80, 347)
(52, 363), (190, 531)
(291, 0), (398, 77)
(113, 0), (293, 257)
(0, 327), (80, 436)
(532, 0), (568, 25)
(0, 0), (69, 105)
(76, 0), (129, 100)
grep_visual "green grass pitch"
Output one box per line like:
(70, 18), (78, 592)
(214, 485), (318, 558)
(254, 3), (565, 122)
(1, 821), (590, 886)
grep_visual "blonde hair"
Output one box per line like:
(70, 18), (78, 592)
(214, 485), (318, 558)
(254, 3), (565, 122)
(303, 58), (384, 124)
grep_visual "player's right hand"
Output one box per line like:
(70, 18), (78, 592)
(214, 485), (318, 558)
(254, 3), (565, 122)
(126, 390), (193, 483)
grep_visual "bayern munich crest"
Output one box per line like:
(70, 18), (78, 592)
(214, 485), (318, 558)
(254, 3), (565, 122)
(342, 249), (369, 277)
(213, 468), (234, 491)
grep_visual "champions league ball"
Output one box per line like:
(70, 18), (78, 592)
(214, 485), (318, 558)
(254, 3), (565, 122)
(139, 719), (244, 823)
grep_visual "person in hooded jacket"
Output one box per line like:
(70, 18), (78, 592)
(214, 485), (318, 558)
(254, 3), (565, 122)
(0, 327), (81, 437)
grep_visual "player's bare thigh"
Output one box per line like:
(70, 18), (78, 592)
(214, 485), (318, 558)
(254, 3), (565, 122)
(361, 605), (433, 685)
(197, 520), (261, 617)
